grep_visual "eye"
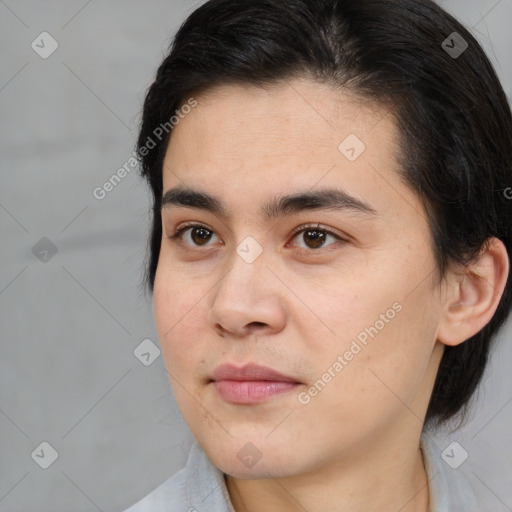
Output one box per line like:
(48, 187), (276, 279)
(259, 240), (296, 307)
(170, 223), (220, 247)
(289, 224), (345, 251)
(168, 222), (347, 251)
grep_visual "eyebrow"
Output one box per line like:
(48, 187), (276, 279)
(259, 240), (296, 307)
(161, 186), (378, 220)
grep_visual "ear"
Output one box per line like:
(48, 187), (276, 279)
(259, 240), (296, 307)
(437, 237), (510, 347)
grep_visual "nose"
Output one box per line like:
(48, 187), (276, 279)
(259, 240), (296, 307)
(207, 249), (287, 338)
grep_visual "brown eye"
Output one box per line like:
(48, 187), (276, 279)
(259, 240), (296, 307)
(189, 226), (213, 246)
(301, 229), (327, 249)
(171, 224), (219, 247)
(291, 225), (342, 251)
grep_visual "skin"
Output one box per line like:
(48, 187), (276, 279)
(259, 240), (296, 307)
(152, 78), (509, 512)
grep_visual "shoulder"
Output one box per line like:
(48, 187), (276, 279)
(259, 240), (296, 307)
(123, 442), (235, 512)
(421, 432), (480, 512)
(123, 465), (188, 512)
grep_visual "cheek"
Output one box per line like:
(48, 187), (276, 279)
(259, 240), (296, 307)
(153, 264), (210, 373)
(334, 289), (437, 409)
(299, 271), (398, 357)
(308, 256), (440, 411)
(297, 306), (437, 450)
(153, 268), (214, 436)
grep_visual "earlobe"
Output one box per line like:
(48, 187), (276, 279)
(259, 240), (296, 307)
(437, 237), (509, 347)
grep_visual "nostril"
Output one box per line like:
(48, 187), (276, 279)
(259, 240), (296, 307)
(213, 324), (226, 337)
(249, 322), (267, 328)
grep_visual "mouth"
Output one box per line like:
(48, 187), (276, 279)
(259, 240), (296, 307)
(210, 362), (302, 404)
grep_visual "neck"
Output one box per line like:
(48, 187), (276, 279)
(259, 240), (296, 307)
(226, 428), (430, 512)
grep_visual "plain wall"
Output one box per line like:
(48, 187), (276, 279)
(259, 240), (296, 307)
(1, 0), (511, 510)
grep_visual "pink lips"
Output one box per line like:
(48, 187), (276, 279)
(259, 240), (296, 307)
(211, 363), (301, 404)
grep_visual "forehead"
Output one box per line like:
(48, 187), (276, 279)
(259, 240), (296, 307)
(162, 79), (417, 221)
(167, 79), (390, 160)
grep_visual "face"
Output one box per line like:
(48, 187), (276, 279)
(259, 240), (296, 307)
(153, 79), (446, 479)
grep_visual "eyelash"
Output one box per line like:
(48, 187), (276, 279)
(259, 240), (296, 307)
(168, 222), (347, 252)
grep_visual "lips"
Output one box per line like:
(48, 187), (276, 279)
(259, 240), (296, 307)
(210, 363), (301, 404)
(211, 363), (299, 383)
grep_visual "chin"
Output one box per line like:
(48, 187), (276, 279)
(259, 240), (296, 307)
(212, 454), (290, 480)
(200, 436), (307, 480)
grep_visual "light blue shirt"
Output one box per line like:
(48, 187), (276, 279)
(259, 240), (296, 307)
(124, 433), (480, 512)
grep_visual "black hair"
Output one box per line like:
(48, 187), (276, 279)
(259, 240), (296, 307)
(136, 0), (512, 428)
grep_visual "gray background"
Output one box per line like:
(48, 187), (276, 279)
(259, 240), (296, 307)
(0, 0), (511, 511)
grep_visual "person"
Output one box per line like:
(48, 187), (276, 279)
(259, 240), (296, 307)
(125, 0), (512, 510)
